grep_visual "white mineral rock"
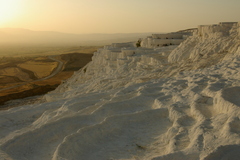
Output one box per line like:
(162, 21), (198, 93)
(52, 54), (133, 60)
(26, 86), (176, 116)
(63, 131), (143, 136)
(0, 22), (240, 160)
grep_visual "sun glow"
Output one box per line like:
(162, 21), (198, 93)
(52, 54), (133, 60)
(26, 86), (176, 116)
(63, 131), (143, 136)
(0, 0), (22, 25)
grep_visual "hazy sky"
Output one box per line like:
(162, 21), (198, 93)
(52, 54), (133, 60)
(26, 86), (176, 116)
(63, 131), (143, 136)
(0, 0), (239, 34)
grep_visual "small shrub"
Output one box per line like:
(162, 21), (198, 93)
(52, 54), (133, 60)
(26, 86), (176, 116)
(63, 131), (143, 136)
(136, 39), (141, 47)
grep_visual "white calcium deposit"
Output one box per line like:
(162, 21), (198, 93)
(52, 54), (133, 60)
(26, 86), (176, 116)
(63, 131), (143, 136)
(1, 22), (240, 160)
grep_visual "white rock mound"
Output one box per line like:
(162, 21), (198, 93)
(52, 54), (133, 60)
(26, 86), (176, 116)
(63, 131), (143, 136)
(0, 22), (240, 160)
(168, 22), (240, 63)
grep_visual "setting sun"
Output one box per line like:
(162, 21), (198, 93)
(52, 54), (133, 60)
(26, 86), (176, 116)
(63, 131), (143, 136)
(0, 0), (22, 25)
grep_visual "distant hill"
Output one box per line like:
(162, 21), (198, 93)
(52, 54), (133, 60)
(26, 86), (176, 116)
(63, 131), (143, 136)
(0, 28), (156, 46)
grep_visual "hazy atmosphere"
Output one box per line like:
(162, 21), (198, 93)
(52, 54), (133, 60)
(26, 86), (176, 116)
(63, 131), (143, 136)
(1, 0), (240, 159)
(1, 0), (240, 34)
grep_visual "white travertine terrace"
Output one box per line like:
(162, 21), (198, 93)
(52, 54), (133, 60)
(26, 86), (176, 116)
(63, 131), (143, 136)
(198, 22), (238, 38)
(238, 22), (240, 36)
(168, 22), (239, 63)
(141, 33), (186, 48)
(0, 22), (240, 160)
(152, 33), (183, 39)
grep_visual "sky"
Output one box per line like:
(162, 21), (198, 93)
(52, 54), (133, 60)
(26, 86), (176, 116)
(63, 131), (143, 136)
(0, 0), (239, 34)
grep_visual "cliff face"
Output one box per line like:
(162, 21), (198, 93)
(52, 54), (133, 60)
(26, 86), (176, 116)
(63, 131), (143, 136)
(0, 22), (240, 160)
(168, 22), (240, 63)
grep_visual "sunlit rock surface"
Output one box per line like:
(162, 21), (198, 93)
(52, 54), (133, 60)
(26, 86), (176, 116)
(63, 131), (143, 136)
(0, 22), (240, 160)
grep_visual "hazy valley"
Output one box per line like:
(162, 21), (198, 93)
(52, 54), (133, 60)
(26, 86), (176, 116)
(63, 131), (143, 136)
(0, 28), (153, 46)
(0, 46), (98, 109)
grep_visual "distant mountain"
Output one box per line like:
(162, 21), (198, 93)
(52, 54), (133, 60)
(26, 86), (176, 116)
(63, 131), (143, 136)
(0, 28), (156, 46)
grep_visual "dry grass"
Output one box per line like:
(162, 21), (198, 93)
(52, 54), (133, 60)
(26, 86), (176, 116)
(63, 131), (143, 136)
(0, 67), (32, 81)
(18, 60), (58, 78)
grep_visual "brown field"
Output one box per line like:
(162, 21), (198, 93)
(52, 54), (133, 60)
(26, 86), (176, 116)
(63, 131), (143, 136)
(18, 60), (58, 78)
(0, 46), (100, 110)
